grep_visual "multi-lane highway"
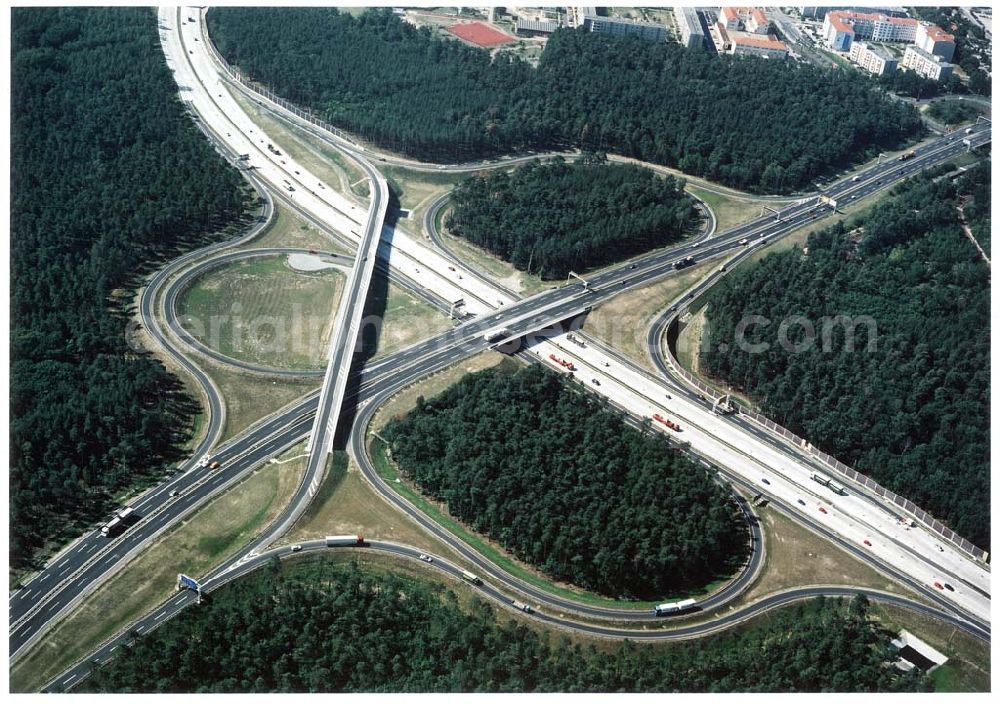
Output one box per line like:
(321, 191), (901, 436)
(15, 4), (992, 690)
(21, 118), (989, 674)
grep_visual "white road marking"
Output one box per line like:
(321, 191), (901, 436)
(155, 610), (167, 621)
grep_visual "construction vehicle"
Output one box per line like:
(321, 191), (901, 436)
(652, 413), (681, 432)
(548, 354), (576, 371)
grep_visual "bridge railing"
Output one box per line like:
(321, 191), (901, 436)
(663, 317), (988, 564)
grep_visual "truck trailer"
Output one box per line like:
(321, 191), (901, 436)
(101, 506), (138, 538)
(326, 534), (365, 547)
(653, 598), (696, 616)
(484, 328), (511, 343)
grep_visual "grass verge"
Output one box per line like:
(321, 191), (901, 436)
(10, 447), (306, 693)
(252, 202), (351, 254)
(284, 451), (463, 559)
(230, 88), (370, 201)
(586, 257), (724, 372)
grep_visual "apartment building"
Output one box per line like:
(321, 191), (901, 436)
(848, 41), (898, 75)
(675, 6), (706, 49)
(720, 7), (770, 33)
(823, 9), (953, 61)
(916, 22), (956, 62)
(582, 14), (669, 43)
(901, 45), (954, 81)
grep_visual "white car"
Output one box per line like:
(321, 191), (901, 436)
(291, 545), (302, 553)
(739, 238), (749, 245)
(418, 554), (433, 563)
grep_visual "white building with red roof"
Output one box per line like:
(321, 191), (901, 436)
(822, 9), (954, 61)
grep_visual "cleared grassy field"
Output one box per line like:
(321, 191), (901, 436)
(10, 448), (306, 693)
(178, 255), (345, 371)
(382, 164), (468, 212)
(743, 503), (909, 603)
(688, 186), (776, 233)
(206, 360), (319, 444)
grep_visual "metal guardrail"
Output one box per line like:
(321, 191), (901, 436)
(664, 317), (988, 564)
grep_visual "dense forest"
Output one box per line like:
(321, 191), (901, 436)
(383, 365), (748, 599)
(84, 560), (930, 693)
(956, 160), (990, 256)
(701, 166), (990, 547)
(445, 158), (698, 278)
(206, 7), (923, 194)
(11, 8), (250, 566)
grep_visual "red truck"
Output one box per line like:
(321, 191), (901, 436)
(653, 414), (681, 432)
(548, 354), (576, 372)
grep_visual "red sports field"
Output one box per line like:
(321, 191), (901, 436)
(445, 21), (514, 48)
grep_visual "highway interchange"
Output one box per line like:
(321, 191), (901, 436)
(11, 5), (993, 691)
